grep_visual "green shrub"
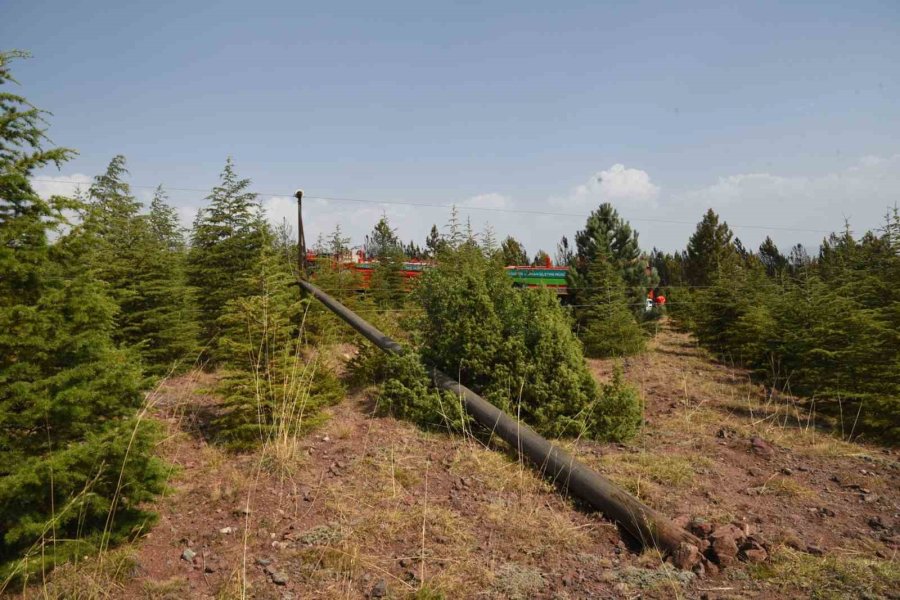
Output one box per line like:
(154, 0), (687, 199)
(377, 242), (643, 441)
(214, 246), (343, 450)
(375, 351), (469, 432)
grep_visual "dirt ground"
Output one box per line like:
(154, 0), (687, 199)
(29, 324), (899, 599)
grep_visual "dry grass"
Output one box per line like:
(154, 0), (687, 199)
(20, 549), (136, 600)
(751, 546), (900, 599)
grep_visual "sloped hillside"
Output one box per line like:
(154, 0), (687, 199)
(27, 325), (898, 600)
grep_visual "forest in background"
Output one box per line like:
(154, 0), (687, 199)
(2, 48), (898, 587)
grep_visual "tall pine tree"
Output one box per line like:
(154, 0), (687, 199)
(188, 157), (268, 348)
(0, 50), (165, 577)
(84, 159), (197, 374)
(577, 245), (646, 357)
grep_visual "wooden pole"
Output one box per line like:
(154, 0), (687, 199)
(295, 189), (306, 277)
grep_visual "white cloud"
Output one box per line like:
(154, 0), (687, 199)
(552, 164), (660, 210)
(30, 173), (92, 199)
(669, 154), (900, 248)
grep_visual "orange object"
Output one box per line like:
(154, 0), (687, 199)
(656, 295), (666, 305)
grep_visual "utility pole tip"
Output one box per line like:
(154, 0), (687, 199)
(294, 189), (304, 199)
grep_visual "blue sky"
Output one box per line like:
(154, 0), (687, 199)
(5, 0), (899, 253)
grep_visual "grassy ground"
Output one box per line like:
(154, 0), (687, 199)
(12, 323), (899, 599)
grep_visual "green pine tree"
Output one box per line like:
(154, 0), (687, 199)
(0, 50), (165, 578)
(578, 246), (646, 357)
(215, 239), (343, 450)
(500, 235), (528, 266)
(684, 209), (737, 286)
(367, 216), (406, 307)
(188, 157), (268, 349)
(569, 203), (656, 317)
(84, 160), (198, 374)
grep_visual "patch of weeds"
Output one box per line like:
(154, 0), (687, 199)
(296, 544), (358, 581)
(759, 476), (812, 498)
(140, 576), (187, 599)
(392, 465), (421, 490)
(405, 584), (446, 599)
(20, 549), (136, 600)
(482, 499), (589, 556)
(618, 564), (695, 591)
(449, 446), (545, 495)
(750, 547), (900, 600)
(492, 563), (545, 599)
(299, 522), (344, 546)
(750, 546), (900, 599)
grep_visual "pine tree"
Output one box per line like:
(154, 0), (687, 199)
(425, 224), (446, 258)
(137, 188), (199, 373)
(188, 157), (267, 347)
(684, 209), (736, 286)
(480, 223), (498, 257)
(758, 236), (788, 277)
(84, 160), (197, 374)
(367, 216), (405, 307)
(214, 239), (343, 450)
(578, 246), (646, 357)
(326, 223), (351, 257)
(0, 50), (165, 576)
(570, 203), (656, 316)
(445, 205), (464, 249)
(407, 236), (641, 441)
(500, 235), (528, 266)
(555, 235), (574, 267)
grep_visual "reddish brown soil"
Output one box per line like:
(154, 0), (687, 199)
(105, 326), (899, 599)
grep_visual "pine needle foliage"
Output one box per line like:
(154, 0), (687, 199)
(0, 50), (165, 579)
(214, 241), (343, 450)
(578, 246), (646, 358)
(376, 242), (642, 441)
(681, 212), (899, 443)
(187, 157), (268, 352)
(569, 202), (657, 318)
(83, 158), (198, 374)
(366, 216), (406, 308)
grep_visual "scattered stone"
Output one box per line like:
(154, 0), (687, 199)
(398, 558), (411, 568)
(370, 579), (387, 598)
(181, 548), (196, 562)
(322, 435), (330, 442)
(716, 427), (736, 439)
(750, 437), (775, 459)
(672, 542), (701, 570)
(747, 467), (763, 477)
(234, 505), (251, 516)
(270, 571), (288, 585)
(740, 540), (768, 563)
(299, 485), (312, 502)
(204, 563), (218, 573)
(689, 517), (713, 537)
(256, 557), (273, 566)
(709, 527), (740, 567)
(781, 467), (794, 476)
(806, 544), (825, 556)
(867, 516), (886, 530)
(219, 526), (235, 534)
(863, 493), (879, 503)
(817, 507), (836, 518)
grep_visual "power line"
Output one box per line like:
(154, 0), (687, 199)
(29, 178), (838, 235)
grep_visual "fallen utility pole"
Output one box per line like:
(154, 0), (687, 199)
(298, 278), (701, 561)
